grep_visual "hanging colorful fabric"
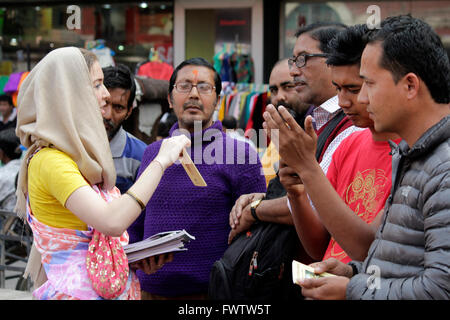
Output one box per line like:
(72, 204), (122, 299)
(86, 185), (130, 299)
(86, 230), (130, 299)
(3, 72), (23, 94)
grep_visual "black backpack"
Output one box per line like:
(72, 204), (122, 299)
(208, 221), (304, 300)
(208, 174), (313, 300)
(208, 110), (350, 300)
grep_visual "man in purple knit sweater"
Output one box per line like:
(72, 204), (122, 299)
(127, 57), (266, 299)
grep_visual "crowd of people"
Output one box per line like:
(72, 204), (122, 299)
(1, 14), (448, 300)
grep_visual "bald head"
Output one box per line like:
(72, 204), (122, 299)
(269, 59), (310, 114)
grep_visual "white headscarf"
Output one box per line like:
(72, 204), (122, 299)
(14, 47), (117, 287)
(15, 46), (116, 219)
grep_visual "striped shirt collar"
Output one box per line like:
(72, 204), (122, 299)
(316, 95), (340, 114)
(313, 95), (341, 131)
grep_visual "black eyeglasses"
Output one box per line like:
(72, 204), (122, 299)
(173, 82), (216, 94)
(288, 53), (328, 69)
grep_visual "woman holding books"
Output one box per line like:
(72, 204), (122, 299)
(15, 47), (190, 300)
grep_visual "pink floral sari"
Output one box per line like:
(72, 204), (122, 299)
(27, 185), (141, 300)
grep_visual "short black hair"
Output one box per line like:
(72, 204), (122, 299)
(295, 22), (347, 53)
(102, 64), (136, 109)
(169, 57), (222, 99)
(367, 14), (450, 104)
(326, 24), (370, 66)
(158, 112), (178, 137)
(222, 115), (237, 130)
(0, 94), (13, 106)
(0, 128), (21, 160)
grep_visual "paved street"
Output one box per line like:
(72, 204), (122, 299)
(0, 261), (32, 300)
(0, 288), (32, 300)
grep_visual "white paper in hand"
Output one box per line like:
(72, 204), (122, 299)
(124, 230), (195, 263)
(292, 260), (336, 285)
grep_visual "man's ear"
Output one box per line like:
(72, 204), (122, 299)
(403, 72), (420, 100)
(125, 107), (133, 120)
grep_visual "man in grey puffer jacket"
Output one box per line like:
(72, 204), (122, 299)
(299, 15), (450, 300)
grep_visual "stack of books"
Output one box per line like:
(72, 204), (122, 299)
(124, 230), (195, 263)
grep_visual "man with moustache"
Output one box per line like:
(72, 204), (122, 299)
(228, 58), (312, 238)
(264, 24), (401, 266)
(259, 59), (311, 186)
(219, 23), (361, 298)
(208, 58), (315, 300)
(229, 23), (359, 244)
(127, 57), (266, 299)
(102, 64), (147, 194)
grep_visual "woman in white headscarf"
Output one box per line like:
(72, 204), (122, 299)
(15, 47), (189, 299)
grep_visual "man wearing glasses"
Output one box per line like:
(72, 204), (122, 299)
(127, 57), (266, 300)
(225, 23), (363, 300)
(229, 23), (361, 251)
(287, 22), (362, 173)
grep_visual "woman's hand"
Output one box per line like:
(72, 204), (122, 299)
(154, 135), (191, 170)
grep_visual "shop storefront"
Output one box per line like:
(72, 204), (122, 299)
(174, 0), (450, 144)
(174, 0), (450, 83)
(279, 1), (450, 61)
(2, 1), (449, 84)
(0, 1), (174, 75)
(174, 0), (263, 84)
(0, 0), (449, 138)
(0, 1), (176, 137)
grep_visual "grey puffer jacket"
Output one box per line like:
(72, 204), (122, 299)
(347, 115), (450, 300)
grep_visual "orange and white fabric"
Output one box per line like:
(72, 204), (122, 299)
(27, 185), (140, 300)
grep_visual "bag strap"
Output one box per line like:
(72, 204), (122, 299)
(315, 110), (345, 160)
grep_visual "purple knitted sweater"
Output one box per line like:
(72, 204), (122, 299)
(127, 120), (266, 296)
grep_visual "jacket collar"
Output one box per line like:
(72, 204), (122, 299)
(395, 115), (449, 159)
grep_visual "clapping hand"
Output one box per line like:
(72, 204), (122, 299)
(263, 104), (317, 174)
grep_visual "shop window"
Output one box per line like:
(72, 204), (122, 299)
(281, 1), (450, 58)
(0, 2), (174, 75)
(185, 8), (254, 83)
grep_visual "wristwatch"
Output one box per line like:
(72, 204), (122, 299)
(250, 198), (263, 222)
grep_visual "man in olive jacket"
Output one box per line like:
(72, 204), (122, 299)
(297, 15), (450, 300)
